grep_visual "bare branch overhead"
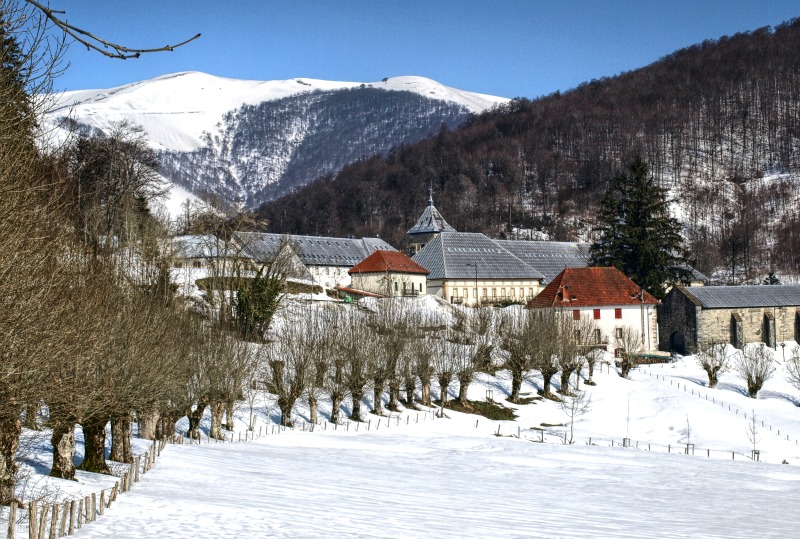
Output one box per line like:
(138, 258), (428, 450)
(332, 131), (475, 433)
(24, 0), (201, 59)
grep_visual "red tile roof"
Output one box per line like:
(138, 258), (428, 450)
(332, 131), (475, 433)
(528, 267), (658, 308)
(349, 250), (430, 275)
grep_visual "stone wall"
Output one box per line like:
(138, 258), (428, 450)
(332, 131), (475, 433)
(698, 307), (799, 348)
(657, 288), (699, 353)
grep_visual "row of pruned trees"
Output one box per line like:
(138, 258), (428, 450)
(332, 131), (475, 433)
(258, 302), (632, 427)
(697, 341), (800, 399)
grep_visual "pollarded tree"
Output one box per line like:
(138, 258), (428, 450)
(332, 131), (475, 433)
(432, 336), (457, 408)
(786, 346), (800, 394)
(574, 315), (603, 385)
(735, 345), (775, 398)
(589, 156), (693, 299)
(695, 342), (734, 388)
(410, 334), (436, 407)
(497, 309), (534, 403)
(613, 326), (644, 379)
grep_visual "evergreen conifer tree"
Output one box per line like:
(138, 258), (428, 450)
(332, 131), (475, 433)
(589, 156), (692, 299)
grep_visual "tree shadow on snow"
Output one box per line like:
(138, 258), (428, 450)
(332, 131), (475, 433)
(759, 389), (800, 407)
(716, 381), (749, 397)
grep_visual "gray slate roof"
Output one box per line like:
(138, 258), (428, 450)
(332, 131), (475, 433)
(681, 284), (800, 309)
(233, 232), (396, 267)
(412, 232), (544, 280)
(496, 240), (591, 284)
(407, 199), (456, 236)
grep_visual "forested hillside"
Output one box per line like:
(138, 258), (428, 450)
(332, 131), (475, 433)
(257, 19), (800, 283)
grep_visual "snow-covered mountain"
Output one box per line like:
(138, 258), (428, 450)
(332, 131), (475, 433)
(45, 72), (508, 210)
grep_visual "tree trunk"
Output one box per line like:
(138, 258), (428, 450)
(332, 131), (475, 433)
(586, 361), (596, 385)
(277, 397), (294, 427)
(405, 378), (416, 409)
(158, 412), (177, 440)
(22, 404), (39, 431)
(387, 379), (401, 411)
(210, 401), (224, 440)
(559, 370), (574, 396)
(510, 369), (522, 402)
(541, 370), (557, 398)
(707, 369), (718, 389)
(0, 410), (22, 504)
(50, 421), (77, 480)
(309, 395), (319, 425)
(330, 394), (342, 424)
(109, 416), (132, 463)
(438, 375), (450, 405)
(421, 381), (431, 407)
(187, 396), (209, 440)
(372, 381), (384, 415)
(138, 410), (160, 440)
(224, 401), (235, 431)
(79, 419), (111, 475)
(350, 388), (364, 422)
(457, 373), (471, 405)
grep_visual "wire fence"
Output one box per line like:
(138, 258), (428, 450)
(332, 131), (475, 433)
(636, 368), (798, 447)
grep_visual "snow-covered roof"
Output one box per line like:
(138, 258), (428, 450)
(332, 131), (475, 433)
(234, 232), (397, 268)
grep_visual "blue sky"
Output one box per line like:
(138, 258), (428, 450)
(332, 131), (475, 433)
(53, 1), (798, 98)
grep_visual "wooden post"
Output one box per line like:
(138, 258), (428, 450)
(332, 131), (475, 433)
(68, 501), (76, 535)
(76, 499), (82, 530)
(134, 457), (140, 483)
(99, 491), (105, 516)
(6, 501), (17, 539)
(91, 493), (96, 521)
(59, 503), (69, 537)
(37, 504), (49, 539)
(83, 496), (90, 523)
(28, 501), (38, 539)
(48, 503), (58, 539)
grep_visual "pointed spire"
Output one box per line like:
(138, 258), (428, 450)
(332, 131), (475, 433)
(428, 184), (434, 207)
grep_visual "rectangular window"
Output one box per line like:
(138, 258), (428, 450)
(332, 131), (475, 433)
(615, 327), (623, 339)
(593, 309), (601, 320)
(463, 288), (468, 298)
(615, 308), (622, 319)
(492, 288), (497, 297)
(595, 329), (602, 342)
(572, 309), (580, 320)
(192, 260), (202, 269)
(501, 288), (506, 297)
(614, 348), (620, 358)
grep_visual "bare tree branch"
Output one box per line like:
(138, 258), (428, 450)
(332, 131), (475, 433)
(25, 0), (200, 59)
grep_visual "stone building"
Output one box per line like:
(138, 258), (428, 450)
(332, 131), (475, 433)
(658, 285), (800, 354)
(407, 191), (456, 254)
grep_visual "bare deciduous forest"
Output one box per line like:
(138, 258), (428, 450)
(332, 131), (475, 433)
(258, 20), (800, 282)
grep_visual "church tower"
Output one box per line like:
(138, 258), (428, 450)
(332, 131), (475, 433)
(407, 189), (455, 254)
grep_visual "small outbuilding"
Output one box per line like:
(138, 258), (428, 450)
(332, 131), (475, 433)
(658, 285), (800, 354)
(349, 249), (429, 297)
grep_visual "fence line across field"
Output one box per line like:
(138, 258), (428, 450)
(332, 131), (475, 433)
(2, 439), (165, 539)
(637, 368), (797, 446)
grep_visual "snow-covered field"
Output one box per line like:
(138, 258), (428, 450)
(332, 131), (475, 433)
(7, 339), (800, 538)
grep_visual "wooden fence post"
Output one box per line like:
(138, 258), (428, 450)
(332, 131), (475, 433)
(134, 457), (140, 483)
(76, 499), (82, 530)
(47, 504), (58, 539)
(28, 501), (38, 539)
(99, 491), (105, 516)
(68, 501), (76, 535)
(91, 493), (97, 521)
(59, 504), (68, 537)
(83, 496), (90, 524)
(34, 504), (47, 539)
(5, 501), (16, 539)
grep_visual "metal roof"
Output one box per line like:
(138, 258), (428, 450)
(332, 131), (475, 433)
(407, 197), (456, 236)
(682, 284), (800, 309)
(495, 240), (591, 284)
(233, 232), (397, 267)
(412, 232), (544, 280)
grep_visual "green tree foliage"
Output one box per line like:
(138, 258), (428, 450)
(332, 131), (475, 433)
(589, 156), (692, 299)
(234, 266), (283, 341)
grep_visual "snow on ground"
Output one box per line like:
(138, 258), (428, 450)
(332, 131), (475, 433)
(6, 299), (800, 537)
